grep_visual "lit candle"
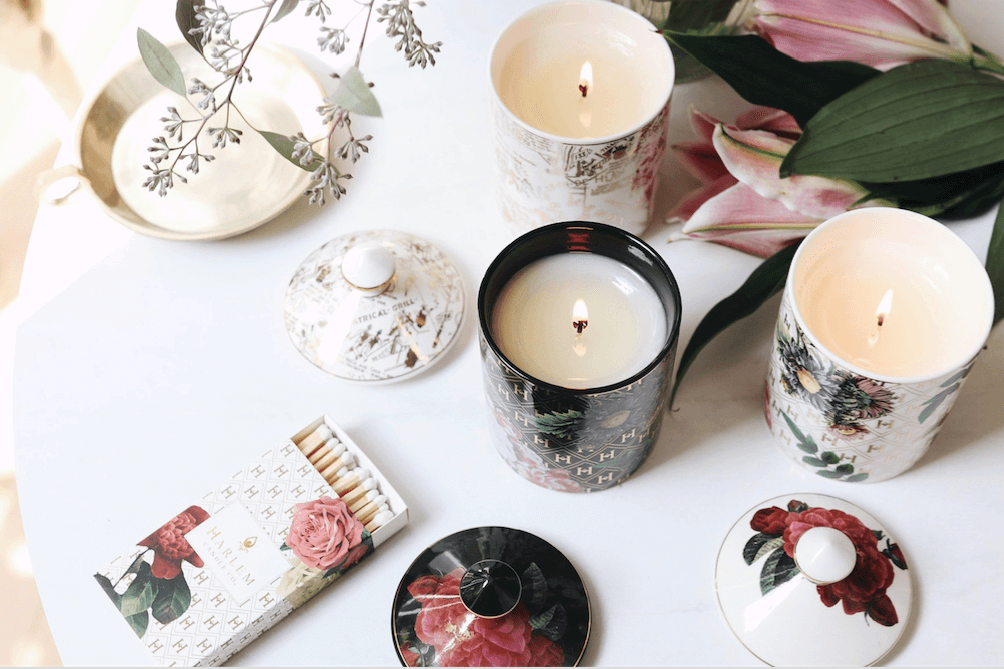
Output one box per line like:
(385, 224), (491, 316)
(479, 222), (682, 492)
(489, 1), (675, 236)
(792, 208), (992, 379)
(765, 208), (994, 483)
(491, 254), (668, 389)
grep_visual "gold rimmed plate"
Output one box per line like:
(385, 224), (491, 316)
(42, 41), (325, 241)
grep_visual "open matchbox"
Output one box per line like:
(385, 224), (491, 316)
(93, 416), (409, 666)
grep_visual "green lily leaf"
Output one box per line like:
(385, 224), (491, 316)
(862, 161), (1004, 217)
(661, 32), (879, 127)
(137, 28), (187, 97)
(175, 0), (204, 55)
(781, 60), (1004, 182)
(330, 67), (382, 117)
(986, 199), (1004, 324)
(665, 0), (737, 31)
(672, 243), (798, 404)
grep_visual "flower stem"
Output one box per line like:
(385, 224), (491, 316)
(355, 0), (376, 68)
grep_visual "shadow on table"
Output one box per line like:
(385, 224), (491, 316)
(639, 290), (781, 477)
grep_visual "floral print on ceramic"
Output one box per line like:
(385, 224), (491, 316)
(765, 288), (977, 482)
(491, 98), (670, 237)
(480, 331), (673, 492)
(715, 493), (912, 666)
(745, 499), (907, 627)
(393, 527), (590, 667)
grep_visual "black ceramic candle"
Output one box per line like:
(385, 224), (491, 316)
(478, 222), (682, 492)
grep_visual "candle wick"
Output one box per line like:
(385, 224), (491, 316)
(578, 84), (588, 98)
(877, 314), (884, 327)
(572, 320), (587, 334)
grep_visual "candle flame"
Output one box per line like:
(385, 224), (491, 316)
(578, 61), (593, 98)
(572, 299), (588, 334)
(876, 289), (893, 326)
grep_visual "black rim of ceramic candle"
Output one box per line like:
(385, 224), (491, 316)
(478, 221), (682, 395)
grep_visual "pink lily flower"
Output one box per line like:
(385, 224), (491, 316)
(752, 0), (973, 71)
(669, 106), (882, 258)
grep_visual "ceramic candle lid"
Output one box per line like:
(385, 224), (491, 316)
(284, 230), (465, 382)
(392, 527), (590, 667)
(716, 494), (911, 666)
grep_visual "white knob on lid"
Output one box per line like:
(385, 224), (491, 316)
(341, 242), (396, 295)
(794, 526), (858, 585)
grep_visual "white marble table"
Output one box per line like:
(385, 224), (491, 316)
(14, 0), (1004, 665)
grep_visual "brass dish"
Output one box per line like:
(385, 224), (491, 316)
(39, 42), (326, 241)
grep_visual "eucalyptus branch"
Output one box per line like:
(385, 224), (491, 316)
(139, 0), (442, 204)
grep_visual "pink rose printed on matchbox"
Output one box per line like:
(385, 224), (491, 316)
(284, 496), (366, 570)
(277, 496), (375, 608)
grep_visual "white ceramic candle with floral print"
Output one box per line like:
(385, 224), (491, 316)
(489, 1), (675, 237)
(764, 208), (994, 483)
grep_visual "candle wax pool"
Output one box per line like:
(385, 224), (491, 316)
(491, 254), (668, 389)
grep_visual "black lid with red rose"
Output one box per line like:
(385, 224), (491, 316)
(392, 527), (590, 667)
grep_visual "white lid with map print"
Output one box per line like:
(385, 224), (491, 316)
(284, 230), (466, 383)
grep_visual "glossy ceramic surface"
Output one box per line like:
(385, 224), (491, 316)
(284, 230), (465, 382)
(392, 527), (590, 667)
(49, 42), (325, 240)
(478, 222), (681, 492)
(716, 494), (911, 666)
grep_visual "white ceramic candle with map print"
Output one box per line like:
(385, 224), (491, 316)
(764, 208), (994, 483)
(489, 1), (675, 237)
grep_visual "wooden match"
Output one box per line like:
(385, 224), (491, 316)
(296, 424), (333, 456)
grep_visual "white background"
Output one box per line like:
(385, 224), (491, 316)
(12, 0), (1004, 665)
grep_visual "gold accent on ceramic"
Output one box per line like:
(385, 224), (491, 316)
(41, 42), (326, 241)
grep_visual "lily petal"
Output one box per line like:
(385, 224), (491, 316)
(754, 0), (970, 70)
(736, 106), (802, 139)
(688, 105), (721, 145)
(712, 124), (868, 219)
(667, 173), (738, 223)
(675, 183), (821, 257)
(885, 0), (971, 54)
(672, 140), (731, 183)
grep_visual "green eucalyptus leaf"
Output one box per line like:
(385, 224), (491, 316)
(661, 32), (879, 127)
(271, 0), (299, 23)
(258, 131), (322, 171)
(845, 473), (869, 482)
(673, 244), (798, 404)
(330, 67), (382, 117)
(120, 562), (158, 617)
(820, 451), (840, 465)
(802, 456), (827, 467)
(137, 28), (187, 97)
(175, 0), (204, 56)
(816, 470), (845, 479)
(782, 60), (1004, 182)
(987, 199), (1004, 324)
